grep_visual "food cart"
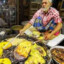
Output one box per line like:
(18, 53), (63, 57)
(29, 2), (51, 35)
(0, 26), (64, 64)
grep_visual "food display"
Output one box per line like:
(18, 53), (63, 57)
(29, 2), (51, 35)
(30, 43), (47, 57)
(25, 43), (47, 64)
(7, 38), (26, 46)
(25, 53), (46, 64)
(0, 31), (49, 64)
(0, 58), (11, 64)
(14, 40), (32, 58)
(51, 47), (64, 64)
(0, 47), (3, 57)
(0, 41), (12, 50)
(0, 26), (63, 64)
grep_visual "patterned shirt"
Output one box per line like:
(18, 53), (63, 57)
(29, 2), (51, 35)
(29, 7), (62, 26)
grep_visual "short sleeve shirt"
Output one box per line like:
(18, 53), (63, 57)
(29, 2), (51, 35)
(29, 7), (62, 26)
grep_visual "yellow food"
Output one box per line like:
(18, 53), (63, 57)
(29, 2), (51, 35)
(32, 31), (41, 37)
(25, 50), (46, 64)
(38, 36), (44, 40)
(0, 47), (3, 57)
(29, 26), (37, 31)
(7, 38), (25, 46)
(30, 43), (47, 57)
(15, 40), (32, 58)
(3, 43), (12, 50)
(0, 41), (8, 47)
(25, 56), (45, 64)
(0, 58), (11, 64)
(0, 41), (12, 50)
(25, 44), (46, 64)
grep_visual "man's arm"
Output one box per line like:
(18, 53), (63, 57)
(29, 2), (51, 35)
(44, 22), (62, 40)
(20, 23), (32, 34)
(19, 9), (40, 35)
(50, 22), (62, 36)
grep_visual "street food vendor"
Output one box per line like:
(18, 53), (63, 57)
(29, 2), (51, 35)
(20, 0), (62, 40)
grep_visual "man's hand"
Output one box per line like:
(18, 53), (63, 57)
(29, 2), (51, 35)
(19, 29), (25, 35)
(44, 33), (52, 40)
(19, 23), (32, 35)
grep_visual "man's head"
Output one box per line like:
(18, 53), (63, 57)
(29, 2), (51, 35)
(41, 0), (52, 13)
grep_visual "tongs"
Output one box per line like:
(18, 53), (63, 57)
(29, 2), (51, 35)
(33, 40), (47, 45)
(32, 37), (48, 45)
(3, 34), (20, 49)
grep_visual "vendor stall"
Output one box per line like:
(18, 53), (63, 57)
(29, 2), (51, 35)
(0, 26), (64, 64)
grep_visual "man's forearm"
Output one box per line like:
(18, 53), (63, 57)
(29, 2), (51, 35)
(22, 23), (32, 31)
(50, 22), (62, 35)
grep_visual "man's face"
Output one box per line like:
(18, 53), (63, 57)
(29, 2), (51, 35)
(42, 0), (52, 12)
